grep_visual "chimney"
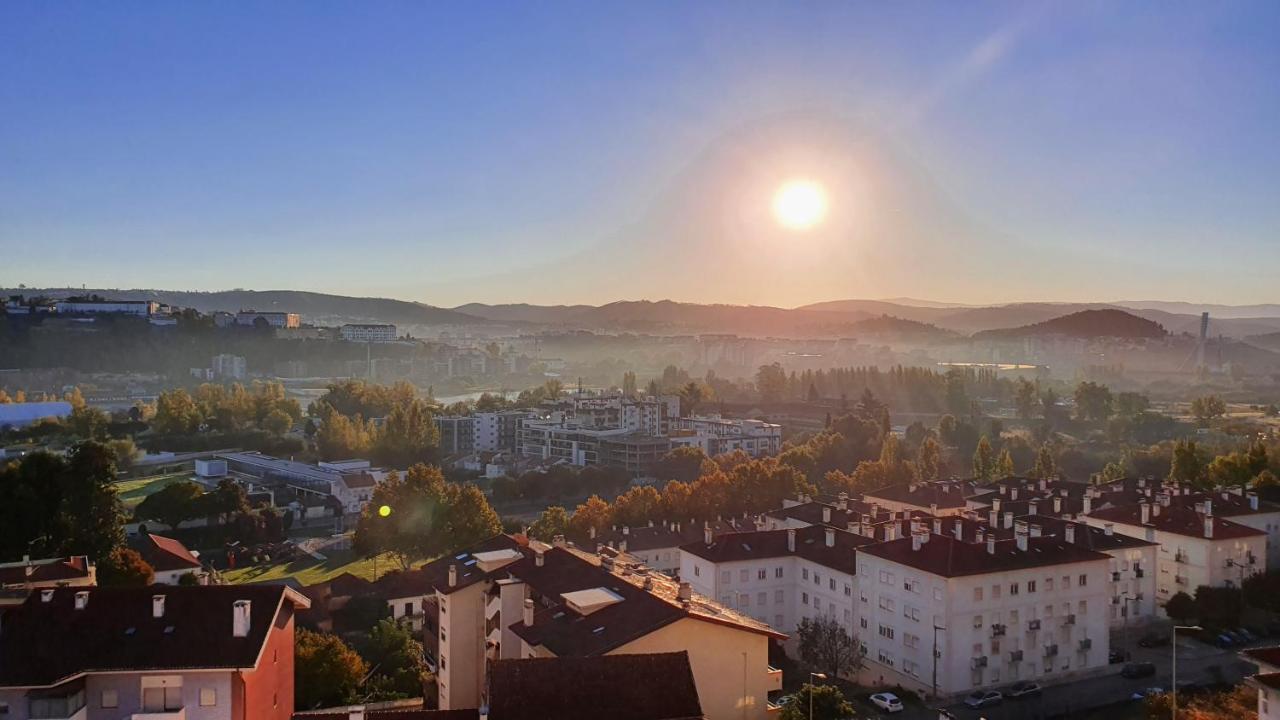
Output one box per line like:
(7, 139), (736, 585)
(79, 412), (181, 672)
(1011, 488), (1019, 501)
(933, 518), (943, 535)
(1249, 492), (1260, 511)
(1015, 531), (1028, 552)
(1204, 499), (1213, 517)
(1083, 496), (1093, 515)
(1030, 524), (1042, 538)
(553, 535), (567, 549)
(643, 575), (654, 591)
(349, 707), (366, 720)
(1146, 527), (1156, 542)
(448, 564), (458, 588)
(535, 549), (545, 567)
(1159, 492), (1171, 507)
(912, 532), (923, 552)
(975, 529), (984, 543)
(993, 498), (1002, 513)
(953, 520), (963, 541)
(74, 591), (89, 610)
(619, 539), (628, 553)
(1140, 502), (1151, 525)
(1053, 497), (1062, 514)
(152, 594), (166, 618)
(622, 525), (630, 536)
(838, 492), (849, 511)
(988, 509), (998, 528)
(1065, 524), (1076, 544)
(232, 599), (251, 637)
(40, 589), (55, 603)
(677, 582), (692, 603)
(930, 503), (939, 517)
(704, 525), (713, 545)
(825, 528), (835, 548)
(589, 526), (597, 540)
(1003, 511), (1013, 529)
(822, 507), (832, 524)
(1104, 523), (1114, 537)
(1204, 516), (1214, 539)
(1029, 500), (1039, 516)
(523, 598), (534, 626)
(987, 536), (996, 555)
(787, 529), (797, 553)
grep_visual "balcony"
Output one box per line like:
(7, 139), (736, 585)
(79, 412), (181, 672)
(1008, 650), (1023, 663)
(1063, 614), (1076, 626)
(1079, 638), (1093, 651)
(1028, 619), (1041, 632)
(766, 666), (783, 693)
(1112, 572), (1121, 582)
(1043, 644), (1059, 658)
(991, 623), (1006, 637)
(1175, 551), (1189, 564)
(971, 656), (988, 669)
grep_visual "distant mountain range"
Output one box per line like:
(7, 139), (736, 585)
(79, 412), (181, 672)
(8, 288), (1280, 341)
(972, 309), (1167, 340)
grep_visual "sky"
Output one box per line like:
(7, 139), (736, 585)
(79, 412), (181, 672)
(2, 1), (1278, 308)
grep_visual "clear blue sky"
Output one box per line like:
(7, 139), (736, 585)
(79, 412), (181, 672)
(2, 1), (1278, 307)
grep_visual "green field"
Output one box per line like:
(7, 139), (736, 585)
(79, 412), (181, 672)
(220, 548), (421, 586)
(114, 473), (191, 510)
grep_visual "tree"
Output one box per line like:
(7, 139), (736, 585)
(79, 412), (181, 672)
(1163, 591), (1196, 623)
(996, 448), (1015, 478)
(972, 435), (996, 483)
(1144, 684), (1254, 720)
(779, 683), (855, 720)
(316, 408), (374, 460)
(653, 446), (710, 484)
(1030, 446), (1057, 480)
(372, 398), (440, 468)
(678, 381), (708, 416)
(528, 506), (570, 541)
(358, 618), (428, 700)
(135, 481), (206, 530)
(1169, 439), (1208, 487)
(756, 363), (787, 403)
(795, 615), (862, 679)
(97, 547), (154, 587)
(153, 389), (201, 435)
(262, 408), (293, 436)
(295, 629), (368, 710)
(543, 379), (564, 399)
(1014, 378), (1038, 419)
(1073, 381), (1114, 422)
(916, 437), (941, 481)
(1191, 395), (1227, 424)
(621, 371), (638, 397)
(1115, 391), (1150, 417)
(612, 486), (662, 527)
(567, 495), (612, 543)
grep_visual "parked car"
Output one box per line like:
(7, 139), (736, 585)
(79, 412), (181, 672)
(1007, 681), (1042, 699)
(870, 692), (904, 713)
(1235, 627), (1256, 642)
(1121, 662), (1157, 679)
(964, 691), (1003, 709)
(1224, 630), (1245, 644)
(1214, 633), (1235, 648)
(1130, 687), (1164, 701)
(1137, 632), (1169, 648)
(1109, 650), (1128, 664)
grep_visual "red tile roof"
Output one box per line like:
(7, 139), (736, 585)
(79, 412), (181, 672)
(680, 525), (875, 575)
(486, 652), (703, 720)
(134, 533), (202, 572)
(859, 533), (1111, 578)
(1086, 504), (1265, 540)
(0, 585), (308, 687)
(0, 556), (92, 588)
(863, 481), (975, 509)
(1243, 646), (1280, 669)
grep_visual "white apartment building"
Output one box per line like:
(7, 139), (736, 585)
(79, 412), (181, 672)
(670, 416), (782, 458)
(1245, 647), (1280, 720)
(856, 526), (1113, 700)
(211, 353), (246, 380)
(54, 300), (161, 316)
(339, 323), (397, 342)
(234, 311), (300, 328)
(473, 410), (530, 452)
(1085, 497), (1266, 607)
(680, 525), (872, 638)
(402, 535), (784, 720)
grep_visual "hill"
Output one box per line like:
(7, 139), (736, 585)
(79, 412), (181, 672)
(848, 314), (958, 340)
(973, 309), (1167, 340)
(4, 288), (485, 327)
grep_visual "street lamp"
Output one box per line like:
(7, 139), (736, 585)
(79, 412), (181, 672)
(809, 672), (827, 720)
(1171, 624), (1202, 719)
(931, 623), (946, 700)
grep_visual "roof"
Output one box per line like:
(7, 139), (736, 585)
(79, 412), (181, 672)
(0, 556), (92, 588)
(341, 472), (378, 489)
(486, 652), (703, 720)
(375, 534), (523, 599)
(134, 533), (202, 572)
(0, 402), (73, 425)
(859, 533), (1112, 578)
(863, 481), (974, 509)
(1086, 504), (1265, 540)
(680, 525), (874, 576)
(507, 545), (783, 656)
(1253, 672), (1280, 690)
(0, 585), (309, 687)
(1243, 646), (1280, 669)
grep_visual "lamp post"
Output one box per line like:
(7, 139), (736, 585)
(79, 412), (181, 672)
(932, 623), (945, 700)
(809, 672), (827, 720)
(1171, 624), (1202, 719)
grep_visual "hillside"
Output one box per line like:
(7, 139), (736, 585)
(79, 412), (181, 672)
(5, 288), (485, 326)
(796, 299), (953, 323)
(452, 303), (597, 324)
(849, 314), (958, 340)
(973, 309), (1167, 340)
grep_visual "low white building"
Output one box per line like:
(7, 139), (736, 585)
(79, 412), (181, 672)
(340, 324), (397, 343)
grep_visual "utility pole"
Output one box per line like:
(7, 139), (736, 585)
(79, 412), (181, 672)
(932, 623), (945, 700)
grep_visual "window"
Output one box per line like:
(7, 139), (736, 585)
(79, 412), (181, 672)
(739, 569), (749, 582)
(878, 625), (895, 640)
(1045, 578), (1054, 592)
(101, 690), (118, 709)
(776, 614), (784, 627)
(803, 568), (810, 581)
(974, 587), (984, 601)
(814, 572), (821, 586)
(404, 602), (413, 617)
(877, 649), (895, 667)
(775, 589), (784, 603)
(879, 596), (895, 612)
(1027, 580), (1037, 593)
(844, 608), (852, 622)
(721, 570), (731, 584)
(973, 615), (983, 629)
(1010, 583), (1020, 596)
(775, 566), (784, 578)
(860, 617), (869, 629)
(758, 592), (767, 605)
(829, 578), (836, 591)
(844, 584), (852, 597)
(802, 592), (809, 605)
(758, 569), (767, 580)
(694, 565), (701, 577)
(200, 689), (217, 707)
(741, 594), (750, 607)
(904, 633), (920, 649)
(992, 585), (1001, 600)
(903, 605), (920, 621)
(1079, 573), (1088, 586)
(1078, 600), (1087, 613)
(934, 587), (944, 601)
(142, 687), (182, 713)
(1063, 575), (1070, 588)
(274, 692), (278, 709)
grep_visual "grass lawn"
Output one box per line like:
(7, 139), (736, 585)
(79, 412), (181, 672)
(221, 548), (420, 586)
(114, 472), (191, 510)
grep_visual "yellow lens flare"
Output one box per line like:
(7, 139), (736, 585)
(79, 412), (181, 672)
(772, 179), (828, 231)
(378, 505), (392, 517)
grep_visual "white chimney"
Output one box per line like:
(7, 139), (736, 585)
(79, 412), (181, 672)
(953, 520), (963, 541)
(822, 507), (832, 524)
(1083, 496), (1093, 515)
(787, 528), (796, 552)
(933, 518), (943, 535)
(677, 582), (692, 603)
(152, 594), (166, 618)
(825, 528), (836, 548)
(704, 525), (713, 545)
(74, 591), (89, 610)
(448, 564), (458, 588)
(349, 706), (366, 720)
(523, 598), (534, 626)
(1204, 516), (1214, 539)
(1065, 524), (1076, 544)
(988, 509), (998, 527)
(993, 498), (1002, 513)
(619, 539), (628, 553)
(930, 503), (939, 517)
(837, 492), (848, 511)
(1104, 523), (1114, 536)
(1003, 511), (1013, 529)
(912, 533), (923, 552)
(232, 599), (251, 637)
(589, 526), (597, 540)
(1249, 492), (1260, 511)
(40, 589), (54, 603)
(1030, 524), (1042, 538)
(1204, 499), (1213, 517)
(1140, 503), (1151, 525)
(535, 550), (545, 567)
(1029, 500), (1039, 516)
(1015, 531), (1028, 552)
(1053, 497), (1062, 514)
(1011, 488), (1018, 501)
(987, 536), (996, 555)
(622, 525), (630, 536)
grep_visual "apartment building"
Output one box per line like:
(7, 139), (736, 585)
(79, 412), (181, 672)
(54, 300), (162, 317)
(390, 534), (784, 720)
(235, 311), (301, 329)
(472, 411), (530, 452)
(1244, 647), (1280, 720)
(436, 415), (476, 455)
(0, 555), (95, 590)
(680, 525), (874, 637)
(590, 519), (738, 576)
(856, 526), (1112, 700)
(1085, 497), (1266, 606)
(670, 416), (782, 458)
(0, 585), (309, 720)
(211, 353), (247, 380)
(339, 324), (397, 343)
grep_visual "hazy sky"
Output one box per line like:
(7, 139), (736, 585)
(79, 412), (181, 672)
(2, 2), (1278, 307)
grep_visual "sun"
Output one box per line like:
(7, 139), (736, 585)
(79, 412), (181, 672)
(772, 179), (828, 231)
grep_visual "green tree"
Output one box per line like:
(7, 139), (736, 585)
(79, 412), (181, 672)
(262, 408), (293, 436)
(916, 437), (941, 481)
(295, 628), (368, 710)
(1014, 378), (1038, 419)
(97, 547), (154, 587)
(678, 381), (708, 416)
(795, 615), (862, 679)
(1163, 591), (1196, 623)
(1191, 395), (1227, 424)
(1030, 446), (1057, 480)
(1073, 381), (1114, 422)
(1169, 439), (1208, 487)
(153, 389), (201, 435)
(621, 371), (638, 397)
(135, 481), (206, 530)
(358, 618), (428, 700)
(1115, 392), (1150, 417)
(528, 506), (570, 541)
(755, 363), (787, 403)
(972, 435), (996, 483)
(779, 684), (856, 720)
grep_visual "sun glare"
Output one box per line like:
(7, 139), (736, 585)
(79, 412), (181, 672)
(772, 179), (828, 231)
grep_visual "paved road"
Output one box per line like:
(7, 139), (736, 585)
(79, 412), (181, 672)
(852, 633), (1262, 720)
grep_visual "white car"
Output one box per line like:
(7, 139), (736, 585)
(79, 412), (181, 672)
(870, 692), (904, 713)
